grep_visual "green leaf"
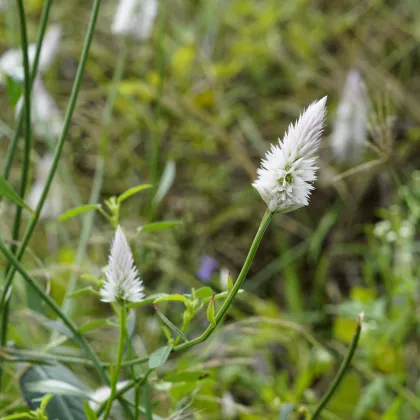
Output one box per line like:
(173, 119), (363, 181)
(83, 401), (98, 420)
(148, 345), (172, 369)
(20, 363), (87, 420)
(153, 294), (187, 303)
(153, 304), (188, 342)
(206, 295), (216, 326)
(7, 75), (22, 107)
(0, 175), (32, 212)
(117, 184), (153, 203)
(153, 160), (176, 205)
(164, 371), (209, 383)
(78, 319), (108, 333)
(193, 287), (214, 299)
(126, 293), (171, 309)
(58, 204), (101, 222)
(137, 220), (182, 233)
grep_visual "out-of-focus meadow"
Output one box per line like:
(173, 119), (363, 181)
(1, 0), (420, 419)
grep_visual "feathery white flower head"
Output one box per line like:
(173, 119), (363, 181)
(331, 70), (368, 162)
(253, 97), (327, 213)
(100, 226), (145, 303)
(112, 0), (158, 40)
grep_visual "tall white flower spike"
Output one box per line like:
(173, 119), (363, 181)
(112, 0), (158, 40)
(331, 70), (368, 163)
(100, 226), (145, 303)
(253, 97), (327, 213)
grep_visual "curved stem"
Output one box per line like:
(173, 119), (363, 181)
(2, 0), (53, 180)
(173, 210), (273, 352)
(0, 0), (103, 354)
(103, 304), (126, 420)
(311, 313), (363, 420)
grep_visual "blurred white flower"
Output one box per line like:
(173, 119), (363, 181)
(15, 78), (64, 140)
(112, 0), (158, 40)
(253, 97), (327, 213)
(100, 226), (145, 303)
(88, 381), (129, 417)
(331, 70), (368, 162)
(0, 25), (61, 82)
(221, 392), (237, 419)
(27, 154), (63, 220)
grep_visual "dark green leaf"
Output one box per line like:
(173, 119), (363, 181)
(20, 363), (87, 420)
(153, 304), (188, 342)
(7, 75), (22, 107)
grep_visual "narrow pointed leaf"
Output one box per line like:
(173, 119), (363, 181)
(137, 220), (182, 233)
(148, 346), (172, 369)
(153, 304), (188, 342)
(0, 175), (32, 212)
(58, 204), (101, 222)
(117, 184), (153, 203)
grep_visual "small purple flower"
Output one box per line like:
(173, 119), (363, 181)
(196, 256), (218, 283)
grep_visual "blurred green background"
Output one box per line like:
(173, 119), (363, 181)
(1, 0), (420, 419)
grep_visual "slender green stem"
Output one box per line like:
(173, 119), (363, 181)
(60, 39), (128, 317)
(0, 238), (108, 384)
(103, 304), (126, 420)
(0, 0), (32, 390)
(173, 210), (273, 352)
(96, 370), (153, 417)
(0, 0), (103, 353)
(311, 313), (364, 420)
(11, 0), (32, 254)
(1, 348), (149, 368)
(3, 0), (53, 180)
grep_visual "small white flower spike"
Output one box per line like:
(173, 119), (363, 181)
(253, 97), (327, 213)
(100, 226), (145, 303)
(331, 70), (368, 162)
(112, 0), (158, 40)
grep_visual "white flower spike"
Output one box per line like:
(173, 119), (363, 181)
(331, 70), (368, 162)
(112, 0), (158, 40)
(253, 97), (327, 213)
(100, 226), (145, 303)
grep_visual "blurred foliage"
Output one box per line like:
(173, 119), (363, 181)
(1, 0), (420, 418)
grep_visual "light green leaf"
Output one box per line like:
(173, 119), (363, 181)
(83, 401), (98, 420)
(148, 345), (172, 369)
(0, 175), (32, 212)
(153, 160), (176, 205)
(153, 304), (188, 342)
(206, 295), (216, 326)
(137, 220), (182, 233)
(78, 319), (108, 333)
(193, 287), (213, 299)
(58, 204), (101, 222)
(153, 294), (187, 303)
(117, 184), (153, 203)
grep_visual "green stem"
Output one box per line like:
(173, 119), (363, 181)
(3, 0), (53, 180)
(311, 313), (364, 420)
(1, 348), (149, 368)
(96, 370), (153, 417)
(173, 210), (273, 352)
(11, 0), (32, 254)
(60, 39), (128, 317)
(0, 238), (108, 384)
(0, 0), (103, 354)
(103, 304), (126, 420)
